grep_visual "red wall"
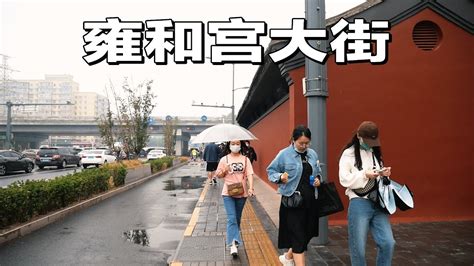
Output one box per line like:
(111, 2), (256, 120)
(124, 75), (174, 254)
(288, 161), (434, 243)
(249, 8), (474, 223)
(249, 100), (291, 191)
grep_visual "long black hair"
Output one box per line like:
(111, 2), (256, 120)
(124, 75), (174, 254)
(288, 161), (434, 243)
(221, 140), (247, 157)
(342, 133), (383, 170)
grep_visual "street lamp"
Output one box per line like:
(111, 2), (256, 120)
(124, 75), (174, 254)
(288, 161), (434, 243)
(193, 58), (250, 124)
(1, 101), (74, 149)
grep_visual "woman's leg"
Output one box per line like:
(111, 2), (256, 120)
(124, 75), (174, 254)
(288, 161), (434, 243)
(292, 252), (305, 266)
(222, 196), (242, 245)
(348, 198), (374, 266)
(234, 197), (247, 230)
(370, 208), (395, 266)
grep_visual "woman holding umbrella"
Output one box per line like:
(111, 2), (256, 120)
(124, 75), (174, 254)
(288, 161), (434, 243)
(215, 140), (255, 257)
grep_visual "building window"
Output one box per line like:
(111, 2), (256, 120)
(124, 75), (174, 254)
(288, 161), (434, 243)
(412, 20), (442, 51)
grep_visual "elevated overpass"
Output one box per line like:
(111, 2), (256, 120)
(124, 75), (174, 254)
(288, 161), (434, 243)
(0, 118), (223, 154)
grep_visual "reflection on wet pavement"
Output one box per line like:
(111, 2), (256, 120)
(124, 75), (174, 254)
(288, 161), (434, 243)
(123, 229), (149, 246)
(163, 176), (206, 191)
(123, 223), (186, 249)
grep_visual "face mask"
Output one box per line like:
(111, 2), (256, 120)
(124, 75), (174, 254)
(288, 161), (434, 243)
(293, 142), (307, 153)
(230, 145), (241, 153)
(359, 137), (372, 151)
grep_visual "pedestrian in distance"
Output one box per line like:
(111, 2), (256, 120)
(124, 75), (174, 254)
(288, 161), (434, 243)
(242, 140), (258, 164)
(191, 148), (198, 161)
(216, 140), (255, 257)
(339, 121), (395, 266)
(267, 125), (322, 266)
(203, 142), (220, 185)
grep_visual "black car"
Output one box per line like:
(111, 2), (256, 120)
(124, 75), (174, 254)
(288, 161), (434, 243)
(35, 147), (81, 169)
(0, 150), (35, 175)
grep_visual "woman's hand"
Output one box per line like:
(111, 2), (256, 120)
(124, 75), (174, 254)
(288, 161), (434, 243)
(280, 172), (289, 183)
(225, 163), (233, 174)
(313, 176), (321, 187)
(365, 169), (379, 180)
(248, 188), (255, 197)
(381, 167), (391, 177)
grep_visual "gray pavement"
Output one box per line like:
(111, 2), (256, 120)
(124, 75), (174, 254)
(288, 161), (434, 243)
(254, 175), (474, 265)
(171, 180), (251, 265)
(0, 163), (206, 265)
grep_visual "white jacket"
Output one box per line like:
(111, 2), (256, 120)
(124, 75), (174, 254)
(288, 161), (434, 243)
(339, 146), (382, 199)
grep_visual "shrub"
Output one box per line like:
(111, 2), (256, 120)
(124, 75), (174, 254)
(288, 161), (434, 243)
(178, 156), (189, 163)
(119, 159), (143, 169)
(0, 166), (126, 229)
(150, 156), (174, 173)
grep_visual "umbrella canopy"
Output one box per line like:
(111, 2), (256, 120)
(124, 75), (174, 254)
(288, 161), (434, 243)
(191, 123), (258, 144)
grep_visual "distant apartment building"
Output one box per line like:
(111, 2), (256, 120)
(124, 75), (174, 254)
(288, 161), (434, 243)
(74, 91), (109, 120)
(0, 75), (108, 120)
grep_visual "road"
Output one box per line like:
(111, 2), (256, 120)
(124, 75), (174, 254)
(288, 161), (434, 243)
(0, 163), (206, 265)
(0, 166), (83, 188)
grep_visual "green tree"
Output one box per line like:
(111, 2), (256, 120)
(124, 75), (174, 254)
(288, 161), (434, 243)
(164, 117), (177, 156)
(97, 101), (114, 149)
(98, 78), (156, 158)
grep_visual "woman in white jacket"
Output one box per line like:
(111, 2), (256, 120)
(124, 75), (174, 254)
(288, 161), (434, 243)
(339, 121), (395, 266)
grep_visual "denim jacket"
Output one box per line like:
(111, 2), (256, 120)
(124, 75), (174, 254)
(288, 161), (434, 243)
(267, 145), (321, 197)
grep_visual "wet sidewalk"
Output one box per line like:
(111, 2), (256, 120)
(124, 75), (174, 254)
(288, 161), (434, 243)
(169, 171), (280, 265)
(170, 163), (474, 265)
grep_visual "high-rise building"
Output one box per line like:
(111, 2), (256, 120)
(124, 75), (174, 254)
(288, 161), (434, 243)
(1, 75), (108, 120)
(74, 91), (109, 120)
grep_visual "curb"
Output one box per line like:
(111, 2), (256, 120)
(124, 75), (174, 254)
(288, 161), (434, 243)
(0, 161), (188, 246)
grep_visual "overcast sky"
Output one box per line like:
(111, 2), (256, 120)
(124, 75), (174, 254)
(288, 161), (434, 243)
(1, 0), (364, 118)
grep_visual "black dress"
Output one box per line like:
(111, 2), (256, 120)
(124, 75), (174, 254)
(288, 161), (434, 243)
(278, 153), (319, 253)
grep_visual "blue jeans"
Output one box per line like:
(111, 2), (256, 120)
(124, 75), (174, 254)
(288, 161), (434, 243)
(348, 198), (395, 266)
(223, 196), (247, 246)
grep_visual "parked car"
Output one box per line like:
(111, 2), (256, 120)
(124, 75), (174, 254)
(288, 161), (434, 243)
(138, 147), (165, 158)
(147, 149), (166, 160)
(22, 149), (39, 160)
(0, 150), (35, 175)
(35, 147), (82, 169)
(81, 149), (116, 168)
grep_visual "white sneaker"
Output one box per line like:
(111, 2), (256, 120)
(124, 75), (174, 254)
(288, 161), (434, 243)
(230, 243), (238, 257)
(279, 253), (295, 266)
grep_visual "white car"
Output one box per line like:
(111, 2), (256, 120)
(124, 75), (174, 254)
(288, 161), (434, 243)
(81, 149), (116, 168)
(147, 149), (166, 160)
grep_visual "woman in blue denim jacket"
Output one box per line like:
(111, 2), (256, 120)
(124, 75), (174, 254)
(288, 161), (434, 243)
(267, 125), (321, 266)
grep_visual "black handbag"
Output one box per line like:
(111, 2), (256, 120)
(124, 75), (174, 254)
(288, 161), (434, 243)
(281, 191), (303, 208)
(317, 182), (344, 217)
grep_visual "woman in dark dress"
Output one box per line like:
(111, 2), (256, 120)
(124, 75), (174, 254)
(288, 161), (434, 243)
(267, 125), (322, 266)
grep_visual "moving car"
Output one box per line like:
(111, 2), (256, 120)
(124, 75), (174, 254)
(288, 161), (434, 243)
(147, 149), (166, 160)
(0, 150), (35, 175)
(35, 147), (82, 169)
(81, 149), (116, 168)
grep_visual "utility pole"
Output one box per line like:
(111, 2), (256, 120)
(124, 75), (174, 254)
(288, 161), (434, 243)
(1, 101), (73, 149)
(0, 54), (19, 114)
(192, 85), (248, 125)
(305, 0), (329, 245)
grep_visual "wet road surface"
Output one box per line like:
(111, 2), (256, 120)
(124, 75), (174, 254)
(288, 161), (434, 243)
(0, 163), (206, 265)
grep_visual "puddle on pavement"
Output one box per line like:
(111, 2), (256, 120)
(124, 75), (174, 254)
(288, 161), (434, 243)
(163, 176), (206, 191)
(123, 222), (186, 249)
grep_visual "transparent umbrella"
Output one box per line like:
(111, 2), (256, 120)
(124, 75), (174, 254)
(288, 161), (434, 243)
(191, 123), (258, 144)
